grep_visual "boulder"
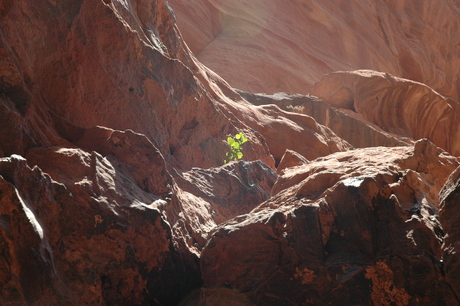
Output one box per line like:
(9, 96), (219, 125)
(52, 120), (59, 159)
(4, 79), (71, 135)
(201, 141), (459, 304)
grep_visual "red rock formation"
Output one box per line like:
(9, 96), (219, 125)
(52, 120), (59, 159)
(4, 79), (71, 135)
(311, 70), (460, 156)
(201, 140), (459, 304)
(439, 167), (460, 300)
(239, 89), (410, 150)
(170, 0), (460, 100)
(0, 0), (349, 303)
(1, 0), (460, 304)
(0, 153), (193, 304)
(277, 149), (309, 174)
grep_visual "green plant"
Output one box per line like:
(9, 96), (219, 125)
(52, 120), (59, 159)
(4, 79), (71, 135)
(223, 132), (248, 164)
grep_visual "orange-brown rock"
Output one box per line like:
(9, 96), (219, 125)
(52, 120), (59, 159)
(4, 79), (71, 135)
(164, 160), (279, 254)
(224, 101), (353, 164)
(277, 149), (309, 175)
(311, 70), (460, 156)
(439, 167), (460, 300)
(0, 0), (272, 170)
(239, 89), (410, 150)
(0, 154), (199, 305)
(175, 161), (278, 225)
(170, 0), (460, 100)
(0, 0), (350, 302)
(1, 0), (460, 304)
(201, 140), (460, 304)
(0, 0), (355, 173)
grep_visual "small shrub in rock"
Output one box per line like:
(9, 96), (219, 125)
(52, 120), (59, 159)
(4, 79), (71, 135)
(224, 132), (248, 164)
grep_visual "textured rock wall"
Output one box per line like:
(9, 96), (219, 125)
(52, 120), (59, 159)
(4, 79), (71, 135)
(1, 0), (460, 304)
(201, 140), (460, 304)
(0, 0), (351, 303)
(238, 89), (410, 150)
(311, 70), (460, 156)
(170, 0), (460, 100)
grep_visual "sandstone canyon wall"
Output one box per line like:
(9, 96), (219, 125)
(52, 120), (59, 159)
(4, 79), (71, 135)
(170, 0), (460, 100)
(0, 0), (459, 305)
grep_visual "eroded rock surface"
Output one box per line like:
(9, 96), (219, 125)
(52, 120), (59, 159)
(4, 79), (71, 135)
(311, 70), (460, 156)
(201, 140), (460, 304)
(0, 154), (197, 305)
(170, 0), (460, 100)
(439, 167), (460, 300)
(239, 89), (410, 150)
(1, 0), (460, 304)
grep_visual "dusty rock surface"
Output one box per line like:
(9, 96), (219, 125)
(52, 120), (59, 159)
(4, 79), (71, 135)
(170, 0), (460, 100)
(277, 149), (309, 175)
(0, 153), (196, 305)
(0, 0), (348, 303)
(1, 0), (460, 305)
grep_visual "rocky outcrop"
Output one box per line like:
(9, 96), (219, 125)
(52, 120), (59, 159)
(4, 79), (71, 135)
(0, 153), (198, 305)
(201, 140), (460, 304)
(439, 167), (460, 300)
(0, 0), (272, 170)
(175, 161), (278, 225)
(170, 0), (460, 100)
(311, 70), (460, 156)
(238, 89), (410, 150)
(0, 0), (350, 303)
(1, 0), (460, 304)
(277, 149), (309, 174)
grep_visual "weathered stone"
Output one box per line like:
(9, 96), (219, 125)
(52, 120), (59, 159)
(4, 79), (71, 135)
(201, 142), (459, 304)
(178, 160), (278, 224)
(439, 166), (460, 300)
(311, 70), (460, 156)
(1, 0), (460, 304)
(0, 153), (200, 305)
(277, 149), (309, 174)
(221, 101), (353, 164)
(165, 160), (279, 255)
(239, 90), (410, 150)
(170, 0), (460, 100)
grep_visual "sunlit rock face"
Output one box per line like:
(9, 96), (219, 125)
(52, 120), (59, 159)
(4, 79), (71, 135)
(201, 140), (460, 304)
(170, 0), (460, 100)
(1, 0), (460, 304)
(310, 70), (460, 156)
(0, 0), (349, 303)
(440, 167), (460, 301)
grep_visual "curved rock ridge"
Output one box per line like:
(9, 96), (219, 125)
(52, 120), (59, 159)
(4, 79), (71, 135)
(201, 140), (460, 304)
(0, 0), (269, 170)
(311, 70), (460, 156)
(170, 0), (460, 100)
(1, 0), (460, 304)
(166, 160), (279, 255)
(238, 89), (410, 150)
(0, 0), (354, 171)
(0, 0), (352, 303)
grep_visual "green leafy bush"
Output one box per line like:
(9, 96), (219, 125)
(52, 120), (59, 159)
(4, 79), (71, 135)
(224, 132), (248, 164)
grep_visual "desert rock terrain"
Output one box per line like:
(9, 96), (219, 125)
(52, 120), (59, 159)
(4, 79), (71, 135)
(0, 0), (459, 304)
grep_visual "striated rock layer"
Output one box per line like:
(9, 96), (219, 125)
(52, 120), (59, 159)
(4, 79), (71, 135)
(170, 0), (460, 100)
(1, 0), (460, 305)
(311, 70), (460, 155)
